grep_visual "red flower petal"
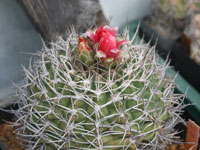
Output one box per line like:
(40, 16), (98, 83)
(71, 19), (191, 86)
(103, 26), (118, 36)
(78, 37), (91, 54)
(110, 48), (120, 54)
(95, 26), (104, 42)
(117, 40), (128, 48)
(87, 31), (96, 43)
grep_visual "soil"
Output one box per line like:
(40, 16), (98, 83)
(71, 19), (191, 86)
(0, 122), (23, 150)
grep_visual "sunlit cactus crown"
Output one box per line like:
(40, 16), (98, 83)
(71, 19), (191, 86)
(15, 26), (184, 150)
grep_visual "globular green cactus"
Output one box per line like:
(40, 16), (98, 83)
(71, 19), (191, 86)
(14, 26), (184, 150)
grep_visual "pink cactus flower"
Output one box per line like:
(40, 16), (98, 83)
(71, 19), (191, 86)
(87, 26), (128, 62)
(78, 37), (91, 54)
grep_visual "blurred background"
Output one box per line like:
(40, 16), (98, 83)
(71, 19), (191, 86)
(0, 0), (42, 102)
(100, 0), (150, 26)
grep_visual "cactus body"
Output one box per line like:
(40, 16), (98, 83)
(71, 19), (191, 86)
(14, 27), (184, 150)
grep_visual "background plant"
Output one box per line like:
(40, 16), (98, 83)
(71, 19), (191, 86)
(149, 0), (200, 40)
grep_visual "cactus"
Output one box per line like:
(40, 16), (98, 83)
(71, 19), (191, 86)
(184, 13), (200, 64)
(159, 0), (188, 19)
(156, 0), (200, 19)
(150, 0), (200, 41)
(14, 26), (184, 150)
